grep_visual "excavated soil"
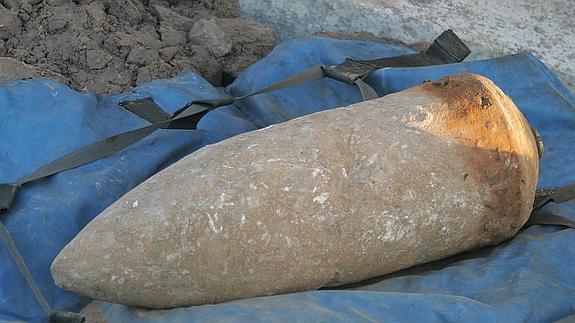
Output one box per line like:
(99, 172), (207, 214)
(0, 0), (275, 94)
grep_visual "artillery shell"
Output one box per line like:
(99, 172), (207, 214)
(52, 74), (539, 308)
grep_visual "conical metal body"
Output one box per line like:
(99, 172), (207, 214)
(52, 74), (540, 308)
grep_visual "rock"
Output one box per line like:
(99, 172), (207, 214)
(152, 5), (195, 31)
(158, 46), (179, 61)
(218, 18), (275, 79)
(0, 4), (21, 40)
(176, 45), (222, 86)
(164, 0), (240, 18)
(221, 54), (258, 83)
(126, 46), (159, 66)
(83, 1), (110, 31)
(47, 19), (67, 33)
(218, 18), (275, 46)
(0, 57), (71, 85)
(108, 0), (145, 26)
(199, 0), (240, 18)
(51, 74), (540, 308)
(1, 0), (18, 10)
(18, 11), (30, 23)
(188, 18), (232, 58)
(131, 27), (163, 49)
(135, 66), (152, 84)
(86, 49), (113, 70)
(135, 61), (173, 85)
(46, 0), (67, 5)
(159, 25), (186, 47)
(96, 64), (135, 94)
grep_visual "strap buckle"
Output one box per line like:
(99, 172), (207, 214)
(425, 29), (471, 64)
(323, 59), (377, 85)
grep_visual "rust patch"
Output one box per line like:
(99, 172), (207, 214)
(420, 74), (514, 153)
(419, 74), (539, 241)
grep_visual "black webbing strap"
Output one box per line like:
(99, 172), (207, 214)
(120, 97), (202, 130)
(0, 221), (52, 315)
(0, 30), (470, 319)
(0, 221), (85, 322)
(523, 184), (575, 230)
(358, 30), (471, 68)
(319, 29), (470, 100)
(120, 98), (171, 123)
(356, 78), (380, 101)
(524, 210), (575, 230)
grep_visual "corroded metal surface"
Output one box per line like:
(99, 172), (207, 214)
(51, 74), (539, 308)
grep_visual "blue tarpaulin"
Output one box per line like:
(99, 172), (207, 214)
(0, 36), (574, 322)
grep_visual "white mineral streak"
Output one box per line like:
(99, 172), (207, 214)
(313, 192), (329, 204)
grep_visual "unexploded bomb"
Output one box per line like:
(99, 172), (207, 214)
(51, 74), (540, 308)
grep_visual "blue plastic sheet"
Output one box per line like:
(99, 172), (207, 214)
(1, 36), (574, 322)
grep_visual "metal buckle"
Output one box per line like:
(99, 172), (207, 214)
(323, 59), (377, 85)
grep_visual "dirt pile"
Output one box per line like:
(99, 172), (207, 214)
(0, 0), (275, 94)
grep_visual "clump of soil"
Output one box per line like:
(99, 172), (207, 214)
(0, 0), (275, 94)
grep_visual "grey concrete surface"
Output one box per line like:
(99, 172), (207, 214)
(240, 0), (575, 92)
